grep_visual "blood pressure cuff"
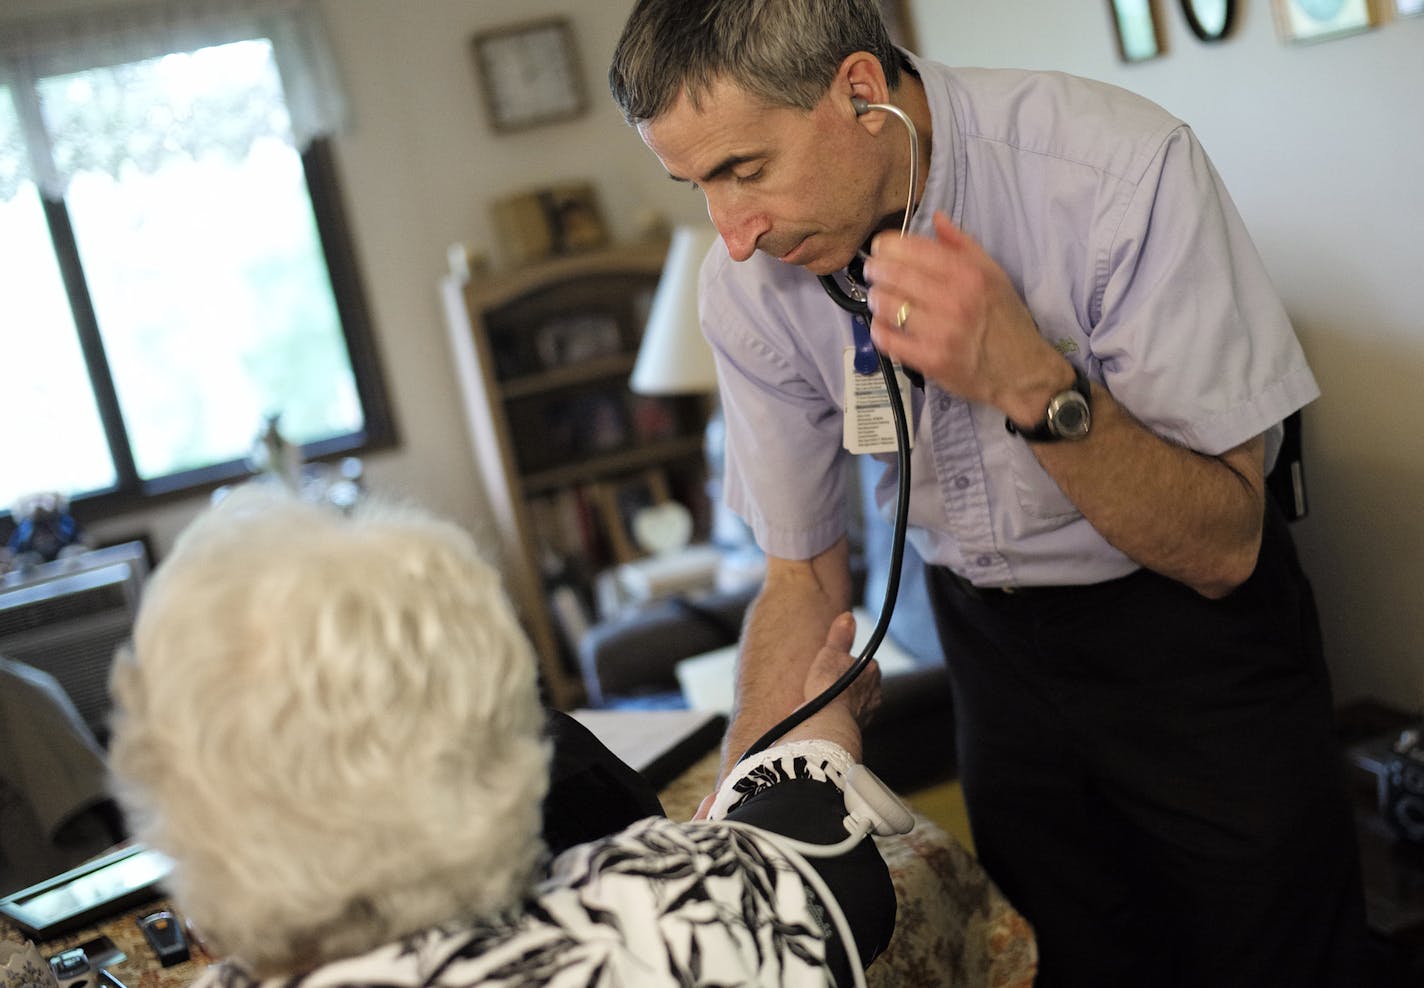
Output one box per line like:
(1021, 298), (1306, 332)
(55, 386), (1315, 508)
(728, 777), (897, 985)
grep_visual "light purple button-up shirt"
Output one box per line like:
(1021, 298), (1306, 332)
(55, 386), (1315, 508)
(700, 57), (1319, 587)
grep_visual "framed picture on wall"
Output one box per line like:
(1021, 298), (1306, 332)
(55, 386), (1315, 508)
(1108, 0), (1164, 62)
(1271, 0), (1373, 43)
(472, 18), (586, 132)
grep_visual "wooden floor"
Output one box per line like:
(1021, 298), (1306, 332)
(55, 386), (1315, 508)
(905, 778), (975, 853)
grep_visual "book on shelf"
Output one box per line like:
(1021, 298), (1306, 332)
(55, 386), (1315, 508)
(548, 583), (593, 657)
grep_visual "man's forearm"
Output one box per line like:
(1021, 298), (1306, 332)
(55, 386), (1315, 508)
(720, 540), (853, 773)
(1033, 384), (1266, 598)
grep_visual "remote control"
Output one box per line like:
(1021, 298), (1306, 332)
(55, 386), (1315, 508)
(137, 910), (190, 967)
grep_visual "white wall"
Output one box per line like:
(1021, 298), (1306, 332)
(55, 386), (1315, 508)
(909, 0), (1424, 710)
(8, 0), (1419, 710)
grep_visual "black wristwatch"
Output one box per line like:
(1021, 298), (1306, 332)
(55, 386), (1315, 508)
(1005, 363), (1092, 442)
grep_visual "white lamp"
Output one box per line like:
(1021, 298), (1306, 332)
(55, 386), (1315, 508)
(630, 226), (762, 579)
(630, 225), (720, 396)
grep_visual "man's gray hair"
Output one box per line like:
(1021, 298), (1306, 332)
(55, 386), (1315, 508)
(609, 0), (902, 124)
(108, 485), (550, 975)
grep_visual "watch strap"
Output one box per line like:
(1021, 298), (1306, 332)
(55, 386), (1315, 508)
(1005, 363), (1091, 442)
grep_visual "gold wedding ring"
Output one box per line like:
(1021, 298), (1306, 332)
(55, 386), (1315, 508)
(895, 301), (911, 328)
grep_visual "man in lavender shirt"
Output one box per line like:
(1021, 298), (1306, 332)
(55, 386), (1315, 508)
(611, 2), (1366, 983)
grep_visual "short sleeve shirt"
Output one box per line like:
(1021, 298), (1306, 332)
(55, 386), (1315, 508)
(701, 57), (1319, 587)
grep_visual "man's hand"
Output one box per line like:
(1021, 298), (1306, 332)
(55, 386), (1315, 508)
(863, 210), (1072, 428)
(861, 210), (1267, 597)
(797, 611), (881, 741)
(691, 611), (877, 819)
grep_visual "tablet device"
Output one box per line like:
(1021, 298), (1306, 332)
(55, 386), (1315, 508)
(0, 845), (172, 940)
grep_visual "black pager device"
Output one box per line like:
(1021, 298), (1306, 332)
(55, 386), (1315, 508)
(137, 910), (190, 966)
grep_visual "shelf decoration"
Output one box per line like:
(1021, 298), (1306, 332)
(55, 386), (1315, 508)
(471, 17), (586, 133)
(592, 469), (674, 564)
(490, 182), (608, 267)
(1272, 0), (1373, 42)
(535, 313), (622, 370)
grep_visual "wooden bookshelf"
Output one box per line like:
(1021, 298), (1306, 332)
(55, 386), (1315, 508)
(440, 242), (708, 707)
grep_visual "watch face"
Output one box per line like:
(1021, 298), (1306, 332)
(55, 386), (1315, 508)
(1049, 393), (1091, 439)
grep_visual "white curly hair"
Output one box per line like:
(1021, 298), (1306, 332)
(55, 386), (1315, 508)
(108, 484), (551, 975)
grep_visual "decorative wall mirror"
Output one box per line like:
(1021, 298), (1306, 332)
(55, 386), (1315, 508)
(1182, 0), (1236, 41)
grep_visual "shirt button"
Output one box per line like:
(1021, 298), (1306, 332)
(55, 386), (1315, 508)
(976, 555), (993, 568)
(954, 476), (971, 490)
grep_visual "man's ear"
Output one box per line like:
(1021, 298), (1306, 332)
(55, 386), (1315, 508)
(837, 51), (891, 132)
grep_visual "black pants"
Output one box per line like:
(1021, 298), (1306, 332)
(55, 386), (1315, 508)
(926, 505), (1368, 987)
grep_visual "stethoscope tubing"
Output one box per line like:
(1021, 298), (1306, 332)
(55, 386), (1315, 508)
(737, 98), (920, 765)
(738, 349), (912, 762)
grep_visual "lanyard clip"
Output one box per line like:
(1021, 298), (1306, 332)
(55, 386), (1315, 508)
(850, 314), (879, 375)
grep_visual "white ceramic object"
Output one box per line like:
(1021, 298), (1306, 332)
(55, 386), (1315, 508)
(0, 939), (60, 988)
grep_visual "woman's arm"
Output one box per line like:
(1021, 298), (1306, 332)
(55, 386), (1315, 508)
(713, 614), (896, 981)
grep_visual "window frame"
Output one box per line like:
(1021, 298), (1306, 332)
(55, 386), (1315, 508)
(1, 136), (397, 532)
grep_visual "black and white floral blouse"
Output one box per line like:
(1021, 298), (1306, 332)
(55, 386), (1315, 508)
(192, 740), (895, 988)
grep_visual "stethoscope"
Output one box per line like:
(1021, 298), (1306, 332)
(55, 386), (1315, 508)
(738, 99), (922, 764)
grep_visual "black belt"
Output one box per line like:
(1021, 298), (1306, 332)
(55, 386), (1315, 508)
(944, 570), (1026, 600)
(941, 566), (1145, 601)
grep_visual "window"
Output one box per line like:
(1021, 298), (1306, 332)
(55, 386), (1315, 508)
(0, 1), (393, 521)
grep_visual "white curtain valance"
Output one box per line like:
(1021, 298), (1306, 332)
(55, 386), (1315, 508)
(0, 0), (348, 200)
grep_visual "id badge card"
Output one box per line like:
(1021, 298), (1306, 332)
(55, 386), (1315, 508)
(843, 347), (915, 454)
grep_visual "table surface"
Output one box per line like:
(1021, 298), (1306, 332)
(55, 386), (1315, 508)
(1, 751), (723, 988)
(3, 747), (1039, 988)
(1, 898), (215, 988)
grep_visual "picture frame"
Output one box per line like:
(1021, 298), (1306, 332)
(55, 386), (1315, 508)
(490, 182), (609, 267)
(1109, 0), (1165, 62)
(471, 18), (586, 133)
(545, 183), (608, 254)
(1271, 0), (1373, 43)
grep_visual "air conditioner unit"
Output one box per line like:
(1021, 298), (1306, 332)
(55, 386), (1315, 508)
(0, 542), (149, 746)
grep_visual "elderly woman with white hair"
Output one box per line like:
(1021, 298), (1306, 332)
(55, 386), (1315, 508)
(108, 486), (896, 988)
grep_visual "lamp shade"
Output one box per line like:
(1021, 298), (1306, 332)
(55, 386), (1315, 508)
(630, 225), (720, 395)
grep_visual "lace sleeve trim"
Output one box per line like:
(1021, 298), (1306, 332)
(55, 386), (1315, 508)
(705, 739), (855, 821)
